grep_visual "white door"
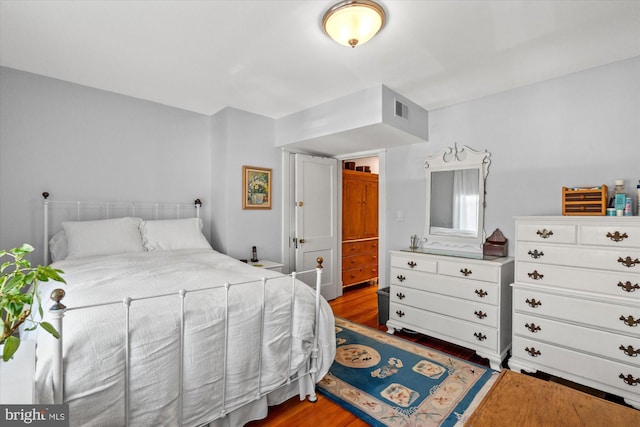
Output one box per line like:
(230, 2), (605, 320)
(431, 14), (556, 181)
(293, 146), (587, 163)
(294, 154), (339, 300)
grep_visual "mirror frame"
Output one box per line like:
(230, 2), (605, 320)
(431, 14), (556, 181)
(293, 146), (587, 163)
(423, 144), (491, 257)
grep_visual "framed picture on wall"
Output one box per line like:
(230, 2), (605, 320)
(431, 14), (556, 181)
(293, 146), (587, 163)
(243, 166), (272, 209)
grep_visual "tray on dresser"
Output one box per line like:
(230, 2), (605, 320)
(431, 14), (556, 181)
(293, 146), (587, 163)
(561, 185), (608, 215)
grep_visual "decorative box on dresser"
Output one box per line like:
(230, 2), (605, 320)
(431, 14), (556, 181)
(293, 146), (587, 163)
(509, 216), (640, 409)
(388, 250), (514, 371)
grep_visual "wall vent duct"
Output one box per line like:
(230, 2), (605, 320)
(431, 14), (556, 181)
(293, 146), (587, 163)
(395, 99), (409, 119)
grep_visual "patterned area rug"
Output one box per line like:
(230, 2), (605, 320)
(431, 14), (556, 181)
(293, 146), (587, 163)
(318, 318), (498, 426)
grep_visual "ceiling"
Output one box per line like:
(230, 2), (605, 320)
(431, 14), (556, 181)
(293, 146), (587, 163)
(1, 0), (639, 122)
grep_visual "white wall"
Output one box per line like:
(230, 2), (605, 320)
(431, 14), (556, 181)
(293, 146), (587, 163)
(3, 56), (638, 273)
(385, 56), (640, 273)
(211, 107), (282, 262)
(209, 108), (229, 253)
(0, 68), (287, 266)
(0, 67), (212, 263)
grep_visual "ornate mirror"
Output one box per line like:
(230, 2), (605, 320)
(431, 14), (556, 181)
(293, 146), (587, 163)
(423, 144), (490, 257)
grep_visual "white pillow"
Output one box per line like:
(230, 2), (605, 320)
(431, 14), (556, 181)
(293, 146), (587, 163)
(62, 217), (145, 259)
(49, 230), (69, 262)
(141, 218), (211, 251)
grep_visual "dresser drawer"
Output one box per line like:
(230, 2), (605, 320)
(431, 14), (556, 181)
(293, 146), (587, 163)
(512, 336), (640, 396)
(513, 312), (640, 366)
(513, 287), (640, 336)
(390, 302), (498, 351)
(390, 267), (500, 305)
(390, 285), (499, 327)
(516, 222), (577, 244)
(516, 261), (640, 300)
(580, 223), (640, 249)
(515, 242), (640, 273)
(342, 253), (377, 268)
(390, 254), (437, 274)
(342, 265), (377, 286)
(343, 239), (378, 255)
(438, 259), (499, 283)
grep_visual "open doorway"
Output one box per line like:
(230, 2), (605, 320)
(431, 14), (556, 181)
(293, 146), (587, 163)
(282, 150), (386, 301)
(341, 156), (379, 291)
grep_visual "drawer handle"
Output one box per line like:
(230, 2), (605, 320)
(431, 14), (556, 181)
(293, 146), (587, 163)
(407, 261), (417, 268)
(525, 298), (542, 308)
(475, 289), (488, 298)
(396, 292), (405, 300)
(536, 229), (554, 239)
(473, 332), (487, 341)
(474, 310), (487, 319)
(619, 315), (639, 327)
(618, 374), (640, 386)
(395, 310), (405, 317)
(396, 275), (406, 282)
(618, 281), (640, 293)
(525, 347), (541, 357)
(618, 256), (640, 268)
(607, 231), (629, 242)
(527, 249), (544, 259)
(460, 268), (472, 277)
(527, 270), (544, 280)
(525, 323), (541, 333)
(619, 345), (640, 357)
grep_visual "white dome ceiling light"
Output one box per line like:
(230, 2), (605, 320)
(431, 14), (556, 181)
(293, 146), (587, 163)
(322, 0), (386, 48)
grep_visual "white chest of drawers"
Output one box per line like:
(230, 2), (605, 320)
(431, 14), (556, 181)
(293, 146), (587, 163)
(387, 250), (514, 370)
(509, 216), (640, 409)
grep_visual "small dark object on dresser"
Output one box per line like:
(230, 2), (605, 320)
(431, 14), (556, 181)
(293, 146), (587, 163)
(483, 228), (508, 257)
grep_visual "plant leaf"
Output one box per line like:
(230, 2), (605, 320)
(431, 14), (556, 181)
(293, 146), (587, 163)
(2, 335), (20, 362)
(45, 268), (66, 283)
(14, 244), (34, 255)
(37, 291), (43, 317)
(40, 322), (60, 339)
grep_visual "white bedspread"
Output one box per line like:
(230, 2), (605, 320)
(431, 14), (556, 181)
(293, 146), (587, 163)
(32, 249), (336, 426)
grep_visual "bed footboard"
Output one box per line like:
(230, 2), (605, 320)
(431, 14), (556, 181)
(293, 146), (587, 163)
(46, 258), (325, 426)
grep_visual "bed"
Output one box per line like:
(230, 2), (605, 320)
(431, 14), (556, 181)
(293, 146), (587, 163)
(28, 194), (336, 426)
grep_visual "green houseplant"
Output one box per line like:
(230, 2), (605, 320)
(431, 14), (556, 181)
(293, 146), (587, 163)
(0, 244), (65, 362)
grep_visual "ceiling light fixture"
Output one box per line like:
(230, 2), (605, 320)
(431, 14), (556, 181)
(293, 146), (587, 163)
(322, 0), (386, 48)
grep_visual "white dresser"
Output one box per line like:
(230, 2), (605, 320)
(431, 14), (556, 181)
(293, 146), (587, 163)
(387, 250), (514, 370)
(509, 216), (640, 409)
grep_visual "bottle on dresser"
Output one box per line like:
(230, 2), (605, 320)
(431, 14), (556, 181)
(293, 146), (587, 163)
(613, 179), (626, 216)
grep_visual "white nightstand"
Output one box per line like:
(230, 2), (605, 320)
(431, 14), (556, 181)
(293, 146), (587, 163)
(249, 260), (284, 273)
(0, 339), (35, 404)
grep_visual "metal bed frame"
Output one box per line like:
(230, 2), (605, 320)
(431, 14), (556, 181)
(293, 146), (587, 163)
(40, 192), (324, 426)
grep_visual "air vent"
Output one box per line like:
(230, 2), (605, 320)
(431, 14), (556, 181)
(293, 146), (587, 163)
(395, 99), (409, 119)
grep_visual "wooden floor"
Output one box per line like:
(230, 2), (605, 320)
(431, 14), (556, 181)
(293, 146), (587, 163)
(465, 369), (640, 427)
(248, 282), (635, 426)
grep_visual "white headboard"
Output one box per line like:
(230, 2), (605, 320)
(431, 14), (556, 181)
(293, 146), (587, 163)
(41, 192), (202, 264)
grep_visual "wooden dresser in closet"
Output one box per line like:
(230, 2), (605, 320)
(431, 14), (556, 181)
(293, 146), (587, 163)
(342, 169), (378, 287)
(509, 216), (640, 409)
